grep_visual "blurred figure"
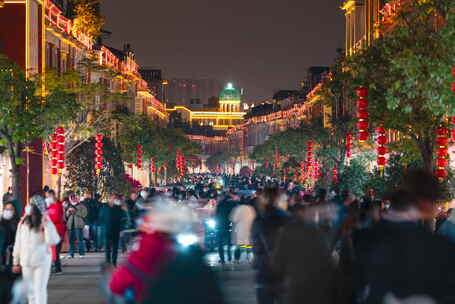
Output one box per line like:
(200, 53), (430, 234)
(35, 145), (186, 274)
(109, 198), (196, 301)
(272, 220), (339, 304)
(230, 199), (256, 263)
(0, 202), (19, 303)
(2, 187), (13, 205)
(215, 192), (239, 265)
(46, 190), (66, 274)
(12, 198), (60, 304)
(65, 194), (87, 258)
(354, 169), (455, 304)
(252, 187), (290, 304)
(101, 194), (126, 267)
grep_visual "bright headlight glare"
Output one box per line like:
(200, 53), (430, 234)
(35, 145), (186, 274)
(177, 233), (199, 247)
(206, 219), (216, 229)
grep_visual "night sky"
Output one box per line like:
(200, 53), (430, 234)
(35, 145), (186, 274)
(101, 0), (345, 103)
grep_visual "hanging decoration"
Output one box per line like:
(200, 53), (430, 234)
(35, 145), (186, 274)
(150, 158), (156, 180)
(356, 87), (369, 143)
(180, 154), (185, 177)
(274, 148), (281, 169)
(50, 132), (59, 175)
(56, 126), (65, 172)
(436, 127), (449, 181)
(451, 116), (455, 142)
(332, 167), (338, 184)
(136, 145), (143, 169)
(376, 122), (388, 170)
(95, 134), (103, 175)
(346, 133), (353, 159)
(306, 141), (314, 175)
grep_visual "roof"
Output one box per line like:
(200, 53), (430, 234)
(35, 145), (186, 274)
(219, 83), (241, 101)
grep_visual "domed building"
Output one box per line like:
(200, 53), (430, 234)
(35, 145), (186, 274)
(167, 82), (246, 130)
(219, 83), (241, 112)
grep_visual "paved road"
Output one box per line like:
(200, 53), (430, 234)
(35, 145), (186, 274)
(48, 252), (256, 304)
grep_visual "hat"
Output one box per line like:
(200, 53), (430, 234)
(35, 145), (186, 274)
(30, 195), (47, 214)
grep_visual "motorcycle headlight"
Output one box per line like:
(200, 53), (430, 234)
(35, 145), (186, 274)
(206, 219), (217, 229)
(177, 233), (199, 247)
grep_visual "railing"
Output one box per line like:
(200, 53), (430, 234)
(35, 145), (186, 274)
(45, 0), (93, 49)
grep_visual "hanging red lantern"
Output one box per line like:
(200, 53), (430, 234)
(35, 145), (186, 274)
(50, 132), (58, 175)
(436, 127), (449, 181)
(346, 133), (353, 159)
(376, 122), (388, 170)
(56, 126), (65, 172)
(137, 145), (143, 169)
(357, 87), (369, 143)
(95, 134), (103, 175)
(332, 167), (338, 184)
(306, 141), (314, 174)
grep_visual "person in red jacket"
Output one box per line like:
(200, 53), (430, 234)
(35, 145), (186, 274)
(46, 190), (66, 274)
(109, 198), (196, 301)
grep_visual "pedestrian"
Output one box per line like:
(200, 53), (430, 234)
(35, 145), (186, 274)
(437, 208), (455, 243)
(101, 194), (126, 266)
(354, 169), (455, 304)
(272, 221), (339, 304)
(0, 202), (19, 303)
(230, 199), (256, 263)
(46, 189), (66, 274)
(65, 194), (87, 258)
(2, 187), (13, 206)
(81, 191), (99, 252)
(12, 198), (60, 304)
(215, 191), (239, 265)
(251, 187), (290, 304)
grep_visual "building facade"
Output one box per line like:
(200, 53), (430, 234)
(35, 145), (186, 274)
(166, 78), (223, 110)
(0, 0), (167, 200)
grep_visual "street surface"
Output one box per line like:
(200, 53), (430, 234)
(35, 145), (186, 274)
(48, 252), (256, 304)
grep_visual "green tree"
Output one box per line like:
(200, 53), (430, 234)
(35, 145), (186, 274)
(0, 56), (81, 202)
(343, 0), (455, 171)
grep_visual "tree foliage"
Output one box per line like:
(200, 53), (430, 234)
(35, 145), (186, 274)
(341, 0), (455, 171)
(71, 0), (104, 38)
(0, 55), (81, 201)
(65, 137), (129, 197)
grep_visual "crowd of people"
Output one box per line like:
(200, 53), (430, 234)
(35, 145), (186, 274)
(0, 168), (455, 304)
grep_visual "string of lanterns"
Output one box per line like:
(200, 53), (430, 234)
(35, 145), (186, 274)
(150, 158), (156, 179)
(176, 150), (185, 177)
(346, 132), (353, 159)
(332, 167), (338, 184)
(376, 122), (388, 170)
(95, 134), (103, 175)
(306, 141), (313, 175)
(356, 87), (369, 143)
(436, 127), (449, 180)
(50, 126), (65, 175)
(136, 145), (143, 169)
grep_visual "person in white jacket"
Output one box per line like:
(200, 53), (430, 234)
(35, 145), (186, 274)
(230, 201), (256, 262)
(12, 197), (60, 304)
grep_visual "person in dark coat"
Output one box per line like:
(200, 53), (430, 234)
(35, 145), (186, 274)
(215, 192), (239, 264)
(354, 171), (455, 304)
(101, 194), (126, 266)
(272, 222), (339, 304)
(81, 191), (100, 252)
(251, 187), (289, 304)
(0, 203), (19, 303)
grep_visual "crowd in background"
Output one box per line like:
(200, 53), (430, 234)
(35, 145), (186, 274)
(1, 168), (455, 304)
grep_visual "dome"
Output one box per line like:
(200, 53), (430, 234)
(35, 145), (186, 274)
(219, 83), (241, 101)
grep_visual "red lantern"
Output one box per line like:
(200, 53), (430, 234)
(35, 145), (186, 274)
(51, 159), (58, 167)
(51, 168), (58, 175)
(437, 137), (449, 147)
(377, 146), (387, 155)
(136, 145), (143, 169)
(437, 148), (448, 157)
(377, 157), (387, 167)
(346, 133), (353, 159)
(359, 131), (369, 141)
(357, 99), (368, 109)
(378, 136), (388, 145)
(437, 158), (448, 168)
(58, 162), (65, 169)
(356, 121), (369, 130)
(332, 167), (338, 184)
(357, 110), (369, 120)
(437, 127), (449, 137)
(436, 169), (447, 179)
(356, 87), (368, 98)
